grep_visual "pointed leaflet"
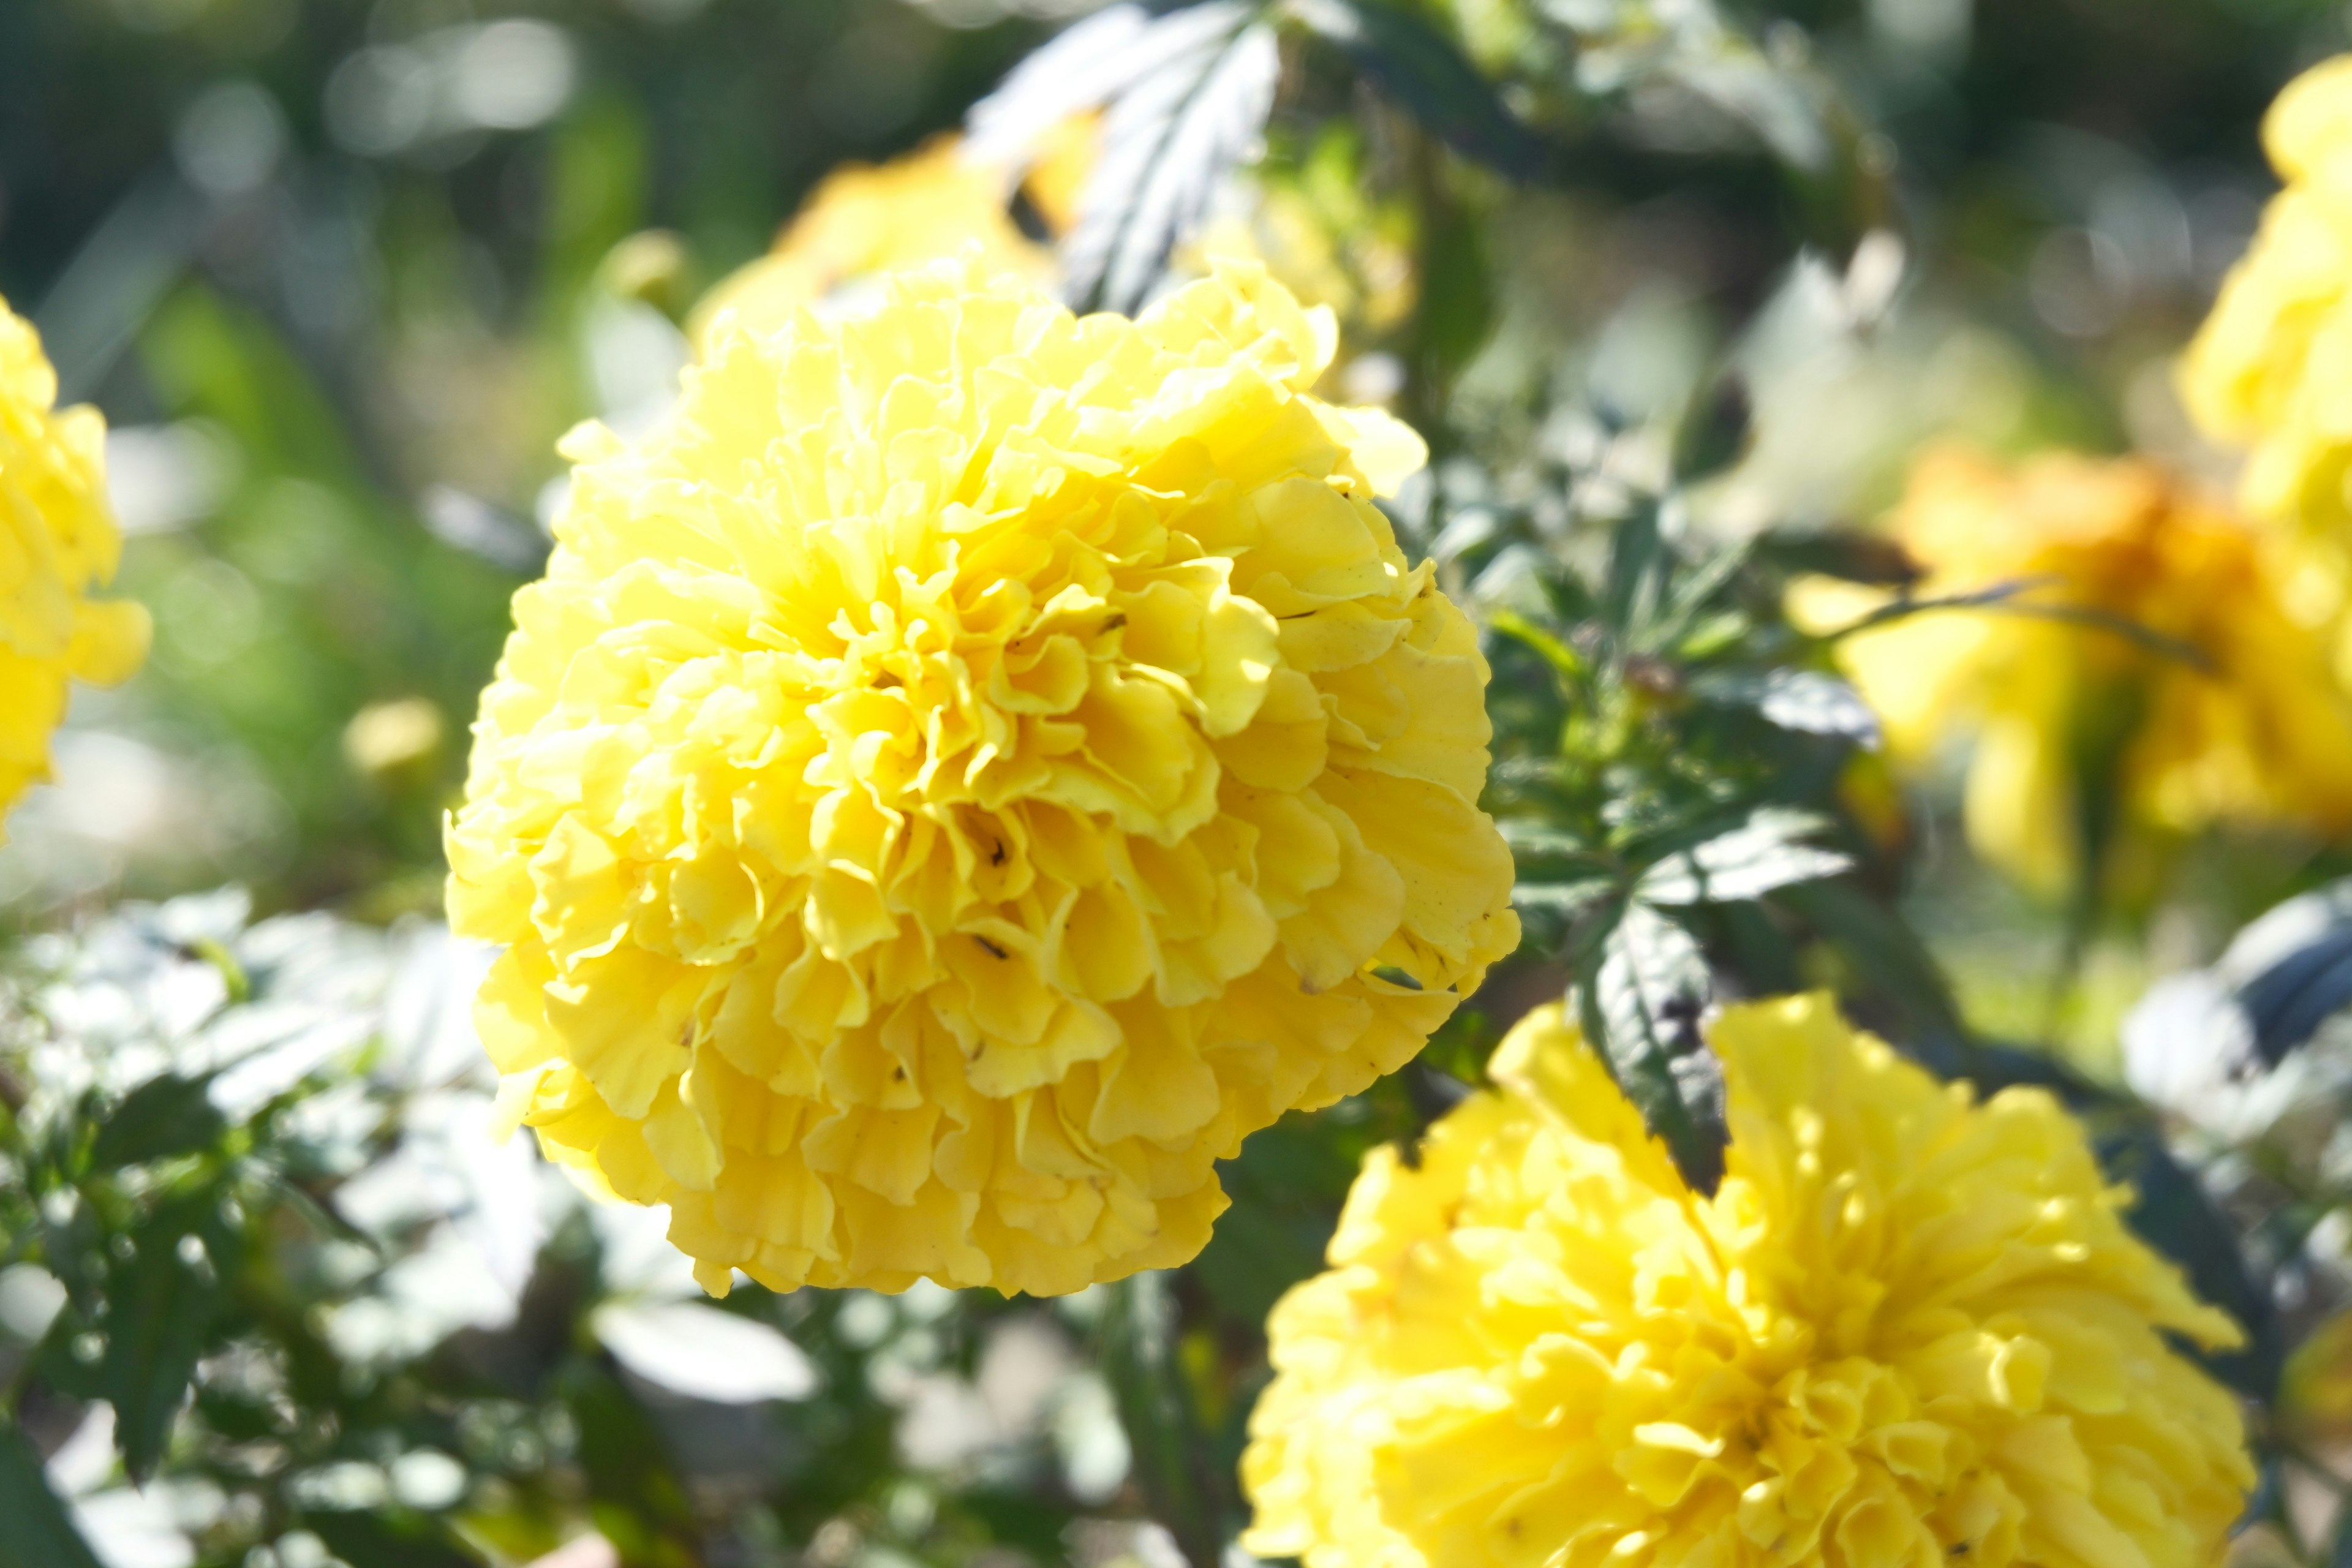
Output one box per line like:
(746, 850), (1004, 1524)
(1635, 807), (1853, 905)
(88, 1072), (224, 1171)
(967, 2), (1280, 316)
(965, 4), (1180, 168)
(1065, 16), (1280, 314)
(102, 1197), (226, 1481)
(1577, 901), (1727, 1193)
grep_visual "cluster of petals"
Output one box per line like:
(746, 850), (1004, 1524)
(2182, 54), (2352, 532)
(447, 259), (1519, 1296)
(1804, 446), (2352, 892)
(0, 298), (149, 839)
(1243, 993), (2255, 1568)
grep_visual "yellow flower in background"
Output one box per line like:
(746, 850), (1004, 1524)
(1807, 447), (2352, 892)
(448, 259), (1519, 1297)
(0, 299), (149, 841)
(2182, 55), (2352, 531)
(1182, 153), (1418, 353)
(687, 124), (1093, 357)
(1242, 993), (2253, 1568)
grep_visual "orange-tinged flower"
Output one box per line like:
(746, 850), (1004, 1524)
(1804, 447), (2352, 891)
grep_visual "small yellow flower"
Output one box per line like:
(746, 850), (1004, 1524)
(0, 298), (149, 840)
(2182, 55), (2352, 531)
(1803, 447), (2352, 892)
(687, 127), (1091, 357)
(1243, 993), (2255, 1568)
(448, 259), (1519, 1296)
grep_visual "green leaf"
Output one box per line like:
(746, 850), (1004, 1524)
(89, 1074), (224, 1172)
(1670, 372), (1751, 484)
(101, 1207), (222, 1480)
(0, 1423), (105, 1568)
(1600, 506), (1669, 640)
(1769, 878), (1965, 1043)
(1511, 876), (1623, 915)
(1100, 1273), (1231, 1568)
(1688, 669), (1882, 749)
(1644, 538), (1755, 655)
(976, 4), (1280, 314)
(303, 1510), (486, 1568)
(1577, 902), (1727, 1193)
(1286, 0), (1544, 178)
(1498, 820), (1605, 861)
(1635, 808), (1852, 905)
(2097, 1125), (2279, 1403)
(2226, 879), (2352, 1066)
(1754, 529), (1923, 587)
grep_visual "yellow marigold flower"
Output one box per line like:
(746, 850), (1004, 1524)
(1803, 446), (2352, 893)
(0, 298), (149, 840)
(2182, 55), (2352, 530)
(447, 259), (1520, 1297)
(1242, 993), (2255, 1568)
(687, 127), (1091, 357)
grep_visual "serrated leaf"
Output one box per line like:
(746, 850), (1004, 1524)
(1285, 0), (1543, 177)
(1690, 669), (1882, 749)
(1578, 902), (1725, 1192)
(967, 3), (1281, 312)
(89, 1073), (224, 1172)
(965, 4), (1179, 168)
(1057, 8), (1280, 314)
(1636, 808), (1852, 905)
(0, 1424), (105, 1568)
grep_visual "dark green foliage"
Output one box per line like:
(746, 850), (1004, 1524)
(0, 1427), (105, 1568)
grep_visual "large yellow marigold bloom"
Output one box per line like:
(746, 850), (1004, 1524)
(1243, 993), (2255, 1568)
(448, 259), (1519, 1297)
(2181, 55), (2352, 531)
(1804, 446), (2352, 892)
(687, 126), (1091, 358)
(1, 298), (149, 840)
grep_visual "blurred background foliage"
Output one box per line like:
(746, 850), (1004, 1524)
(12, 0), (2352, 1564)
